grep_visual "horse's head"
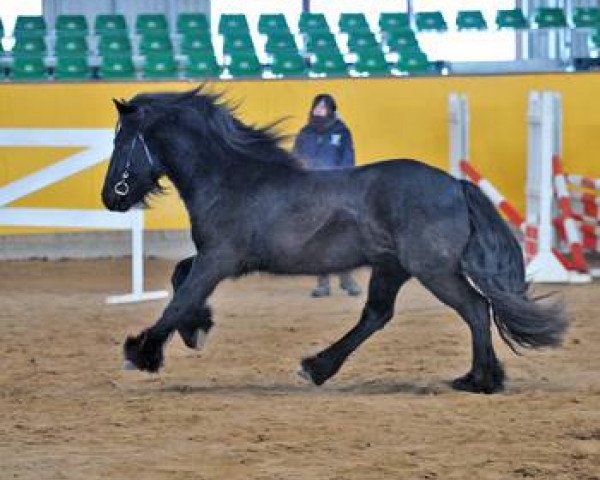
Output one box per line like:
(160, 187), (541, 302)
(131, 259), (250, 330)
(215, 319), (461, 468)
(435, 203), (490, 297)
(102, 99), (164, 212)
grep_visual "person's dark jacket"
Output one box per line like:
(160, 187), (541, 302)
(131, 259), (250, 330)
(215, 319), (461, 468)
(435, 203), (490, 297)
(293, 118), (355, 169)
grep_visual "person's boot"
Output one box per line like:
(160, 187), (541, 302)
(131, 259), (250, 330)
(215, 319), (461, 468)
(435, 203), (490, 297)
(340, 274), (362, 296)
(311, 275), (331, 298)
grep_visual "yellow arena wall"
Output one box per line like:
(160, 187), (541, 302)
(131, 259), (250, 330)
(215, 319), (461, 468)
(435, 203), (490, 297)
(1, 73), (600, 234)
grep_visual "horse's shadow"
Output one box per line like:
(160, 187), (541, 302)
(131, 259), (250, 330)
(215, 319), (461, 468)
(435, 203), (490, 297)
(116, 377), (586, 396)
(155, 379), (450, 396)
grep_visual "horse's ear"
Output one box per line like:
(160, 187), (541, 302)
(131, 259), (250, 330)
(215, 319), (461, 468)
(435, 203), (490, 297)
(112, 98), (138, 116)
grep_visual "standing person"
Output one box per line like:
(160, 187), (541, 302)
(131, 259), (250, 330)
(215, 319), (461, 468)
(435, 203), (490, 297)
(293, 93), (362, 298)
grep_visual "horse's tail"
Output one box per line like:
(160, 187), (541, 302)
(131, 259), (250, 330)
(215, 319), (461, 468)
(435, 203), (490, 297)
(459, 180), (568, 352)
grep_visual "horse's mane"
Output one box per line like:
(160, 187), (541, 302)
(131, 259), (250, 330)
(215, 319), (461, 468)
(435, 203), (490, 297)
(127, 86), (302, 168)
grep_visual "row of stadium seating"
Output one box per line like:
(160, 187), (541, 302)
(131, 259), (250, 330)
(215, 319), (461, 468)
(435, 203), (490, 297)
(4, 27), (427, 57)
(4, 8), (600, 38)
(0, 12), (435, 80)
(3, 49), (433, 81)
(2, 8), (600, 81)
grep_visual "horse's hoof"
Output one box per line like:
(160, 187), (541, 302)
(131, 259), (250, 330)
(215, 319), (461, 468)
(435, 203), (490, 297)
(191, 329), (207, 350)
(123, 330), (164, 373)
(451, 373), (503, 394)
(178, 311), (213, 351)
(451, 374), (475, 392)
(179, 327), (207, 350)
(122, 360), (137, 371)
(298, 357), (330, 386)
(296, 366), (314, 384)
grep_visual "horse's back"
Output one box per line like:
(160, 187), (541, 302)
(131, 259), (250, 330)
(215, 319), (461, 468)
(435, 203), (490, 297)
(244, 158), (471, 277)
(352, 159), (466, 219)
(353, 159), (471, 275)
(354, 158), (456, 187)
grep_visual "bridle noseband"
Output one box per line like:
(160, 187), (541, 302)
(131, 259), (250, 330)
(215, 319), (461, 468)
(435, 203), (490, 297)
(114, 131), (156, 197)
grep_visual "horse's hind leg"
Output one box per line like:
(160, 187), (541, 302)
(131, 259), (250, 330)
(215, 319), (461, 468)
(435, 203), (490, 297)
(418, 273), (504, 394)
(299, 264), (411, 386)
(171, 256), (213, 350)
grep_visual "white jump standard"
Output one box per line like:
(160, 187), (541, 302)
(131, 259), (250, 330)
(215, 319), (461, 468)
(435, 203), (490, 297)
(449, 91), (593, 283)
(0, 128), (168, 303)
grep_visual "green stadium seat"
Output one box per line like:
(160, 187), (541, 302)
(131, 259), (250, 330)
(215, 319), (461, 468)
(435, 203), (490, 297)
(98, 34), (132, 56)
(95, 14), (128, 36)
(573, 8), (600, 28)
(136, 14), (168, 35)
(311, 51), (347, 76)
(218, 14), (249, 35)
(396, 50), (430, 74)
(354, 49), (389, 75)
(11, 56), (47, 80)
(185, 52), (221, 78)
(415, 11), (447, 32)
(228, 52), (262, 77)
(271, 52), (306, 76)
(180, 32), (213, 55)
(589, 30), (600, 49)
(305, 32), (338, 53)
(534, 8), (567, 28)
(143, 53), (177, 79)
(14, 16), (46, 38)
(299, 13), (330, 33)
(385, 30), (419, 51)
(99, 55), (135, 79)
(139, 33), (173, 55)
(457, 10), (487, 31)
(347, 32), (379, 53)
(258, 14), (290, 35)
(12, 37), (47, 57)
(56, 15), (88, 37)
(177, 13), (209, 35)
(339, 13), (370, 33)
(496, 9), (528, 30)
(265, 33), (298, 55)
(395, 44), (425, 56)
(55, 36), (88, 57)
(54, 56), (89, 80)
(379, 13), (410, 34)
(223, 34), (255, 55)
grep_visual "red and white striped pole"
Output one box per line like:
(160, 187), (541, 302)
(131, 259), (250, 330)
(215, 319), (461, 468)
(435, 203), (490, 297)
(554, 217), (600, 253)
(459, 160), (526, 229)
(569, 191), (600, 219)
(552, 155), (588, 272)
(459, 160), (542, 264)
(567, 174), (600, 190)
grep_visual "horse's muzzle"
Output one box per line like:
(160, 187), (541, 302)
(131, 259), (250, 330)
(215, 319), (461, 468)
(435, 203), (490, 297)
(102, 186), (132, 212)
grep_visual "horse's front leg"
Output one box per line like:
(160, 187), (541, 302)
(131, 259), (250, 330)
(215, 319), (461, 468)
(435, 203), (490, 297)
(170, 256), (213, 350)
(123, 254), (228, 372)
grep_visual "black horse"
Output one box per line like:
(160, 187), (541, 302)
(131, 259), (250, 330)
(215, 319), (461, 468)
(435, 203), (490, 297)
(101, 87), (567, 394)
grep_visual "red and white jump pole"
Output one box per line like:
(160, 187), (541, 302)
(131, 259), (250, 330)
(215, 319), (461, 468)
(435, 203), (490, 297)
(569, 191), (600, 219)
(565, 173), (600, 277)
(457, 160), (544, 265)
(552, 155), (588, 272)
